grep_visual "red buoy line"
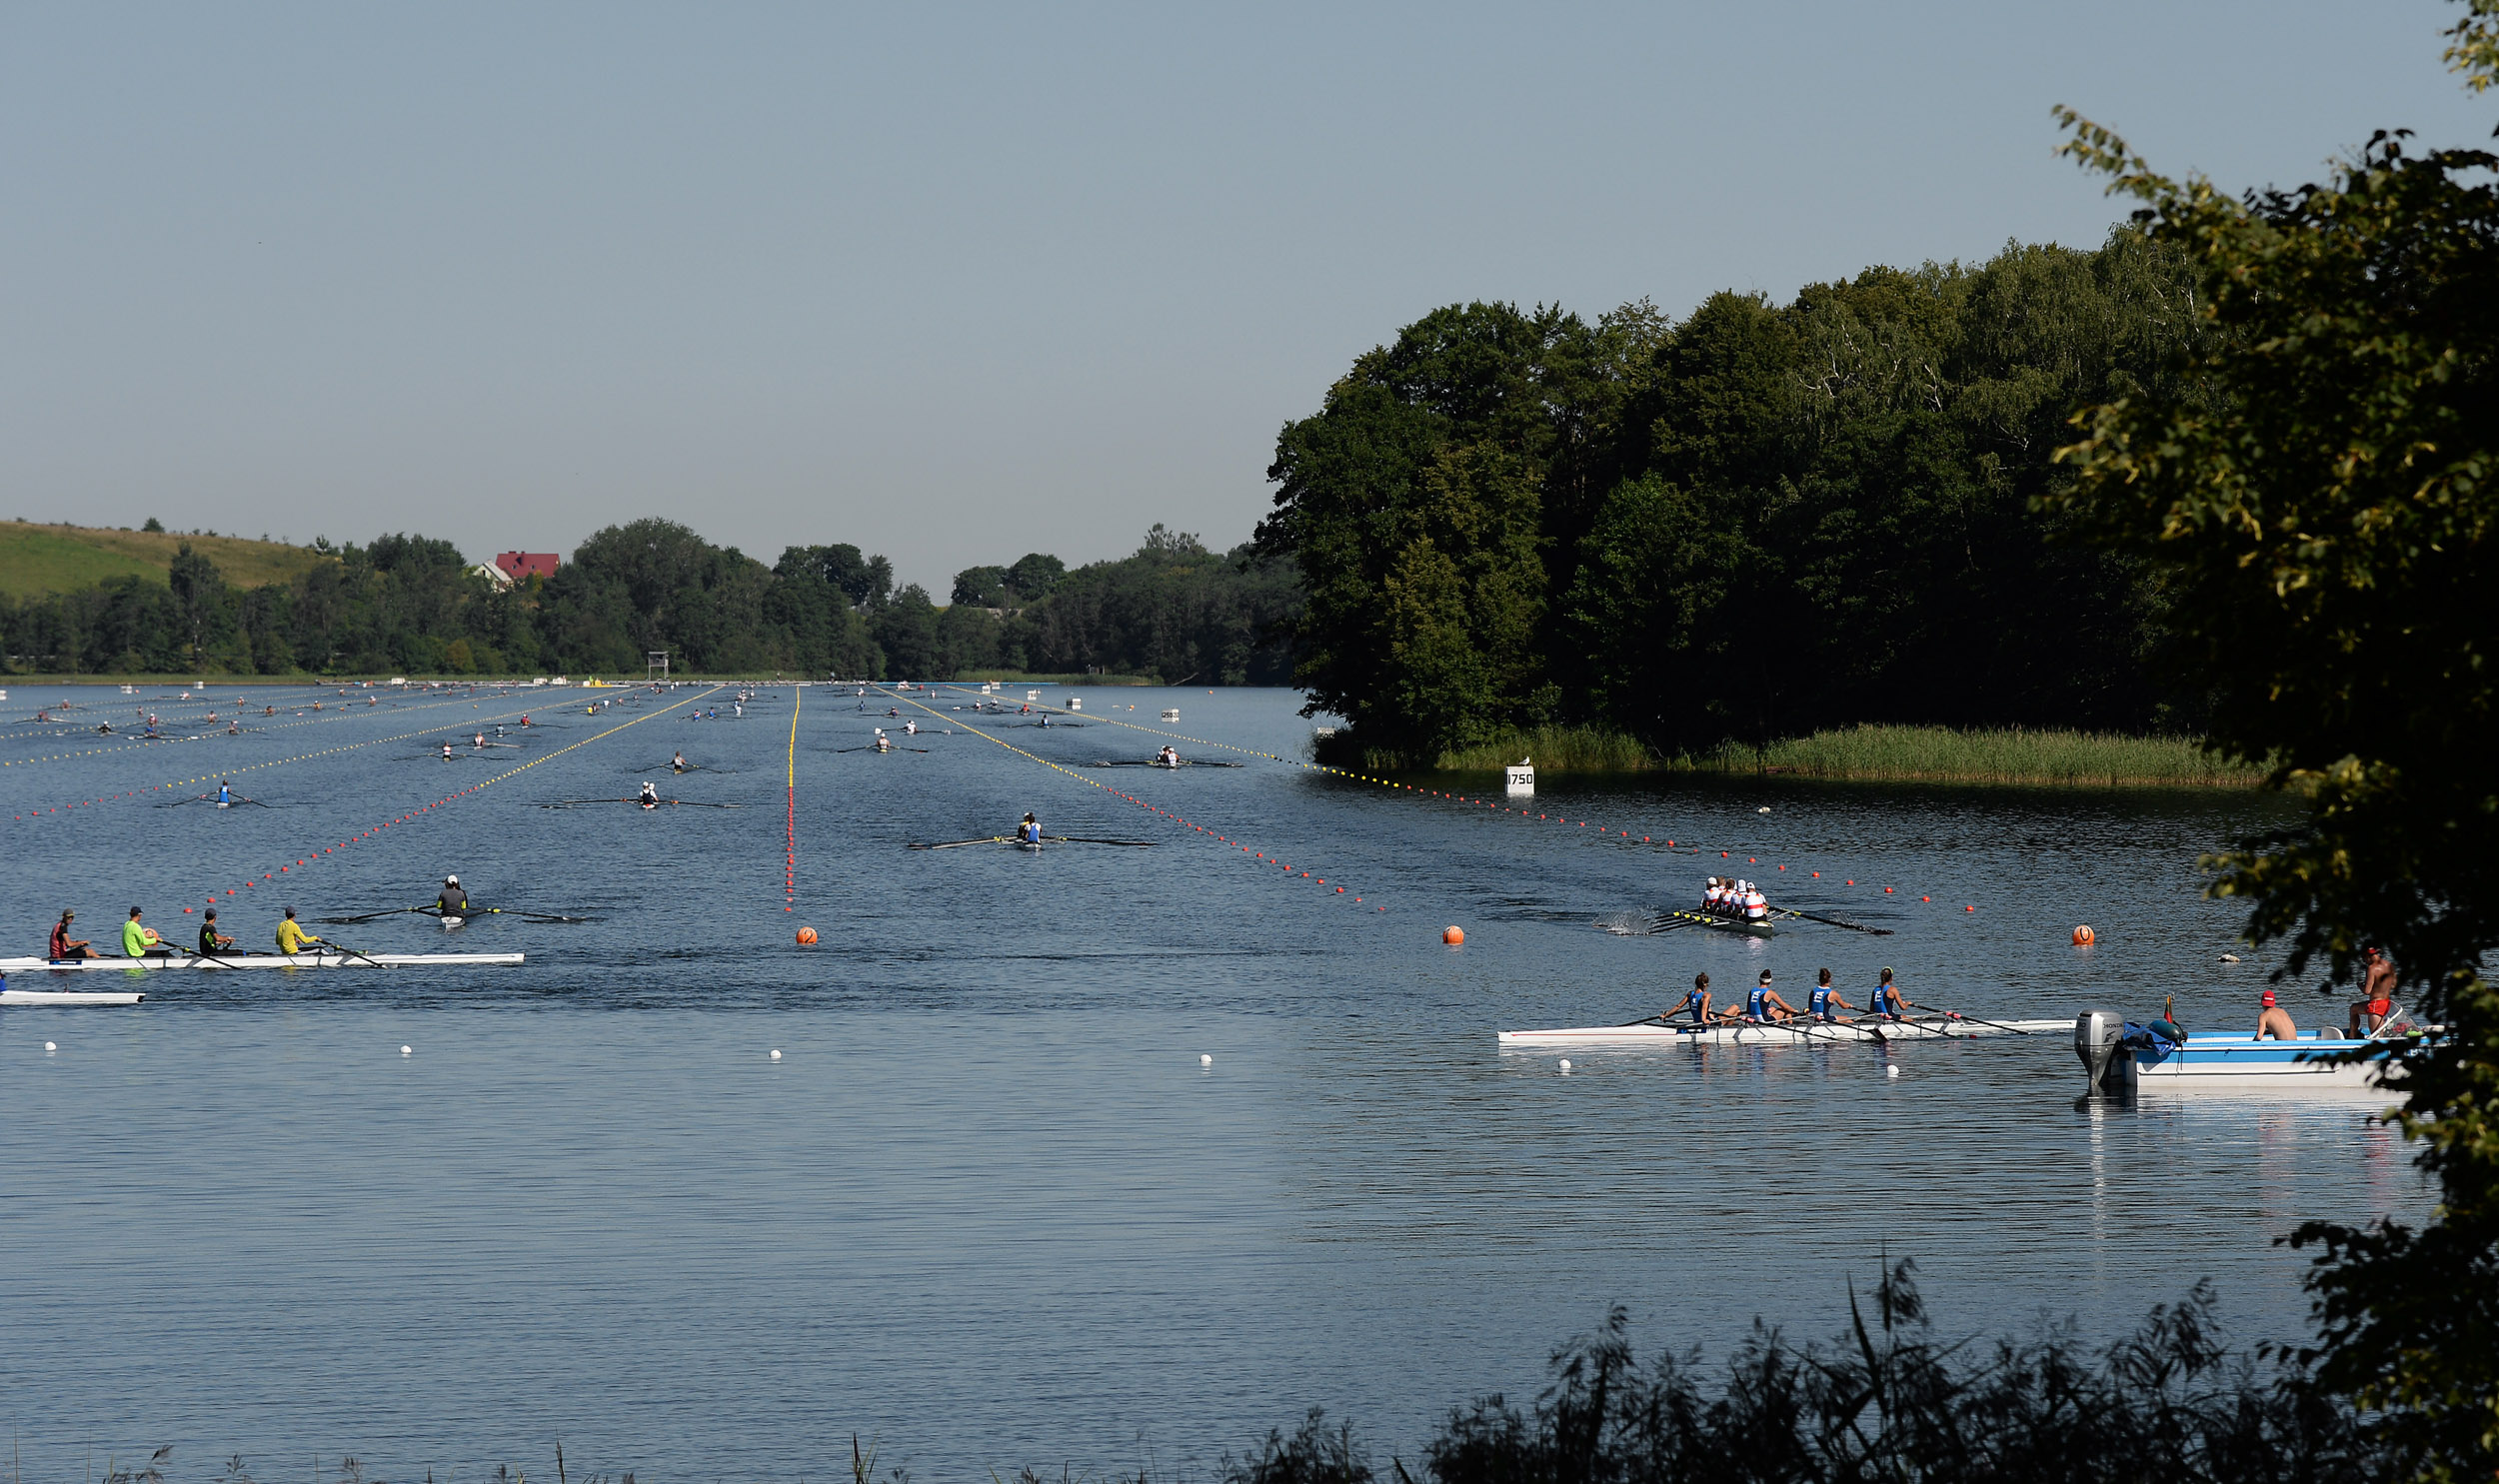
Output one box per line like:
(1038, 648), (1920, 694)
(877, 687), (1390, 912)
(931, 683), (1979, 915)
(5, 704), (548, 827)
(182, 686), (727, 910)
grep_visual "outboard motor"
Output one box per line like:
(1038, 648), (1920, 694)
(2075, 1011), (2130, 1094)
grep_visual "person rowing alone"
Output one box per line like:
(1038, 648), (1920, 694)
(673, 751), (688, 773)
(276, 907), (322, 956)
(198, 907), (235, 957)
(437, 875), (470, 917)
(441, 742), (455, 761)
(1019, 812), (1043, 845)
(49, 908), (94, 961)
(217, 779), (233, 806)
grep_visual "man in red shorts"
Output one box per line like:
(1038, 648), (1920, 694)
(2346, 946), (2398, 1036)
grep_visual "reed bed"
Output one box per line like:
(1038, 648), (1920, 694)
(1342, 725), (1655, 774)
(1692, 724), (2262, 786)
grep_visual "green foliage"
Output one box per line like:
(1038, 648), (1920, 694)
(141, 517), (164, 533)
(1005, 552), (1066, 602)
(1001, 527), (1299, 685)
(1683, 724), (2259, 785)
(2051, 9), (2499, 1467)
(951, 565), (1008, 607)
(1261, 242), (2207, 763)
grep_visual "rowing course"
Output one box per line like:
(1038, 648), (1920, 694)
(1, 685), (2397, 1480)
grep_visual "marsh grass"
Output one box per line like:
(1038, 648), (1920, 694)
(1689, 725), (2263, 786)
(1322, 725), (1655, 774)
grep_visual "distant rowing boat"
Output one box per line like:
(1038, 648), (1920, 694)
(1, 987), (145, 1005)
(0, 951), (526, 972)
(1657, 908), (1775, 938)
(1497, 1015), (2064, 1047)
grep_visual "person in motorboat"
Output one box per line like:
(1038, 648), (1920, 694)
(438, 875), (471, 916)
(637, 780), (661, 807)
(1808, 967), (1857, 1023)
(122, 906), (166, 958)
(1868, 968), (1918, 1020)
(49, 908), (94, 960)
(198, 907), (235, 956)
(1745, 969), (1797, 1023)
(2255, 989), (2298, 1040)
(276, 907), (322, 955)
(2347, 946), (2398, 1037)
(1019, 812), (1043, 845)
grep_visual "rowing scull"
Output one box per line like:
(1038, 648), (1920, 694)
(1497, 1016), (2065, 1047)
(0, 951), (525, 972)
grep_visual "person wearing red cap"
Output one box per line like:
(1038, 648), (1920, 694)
(2255, 989), (2297, 1040)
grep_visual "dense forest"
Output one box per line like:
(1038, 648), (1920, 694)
(1256, 229), (2217, 760)
(0, 521), (1298, 683)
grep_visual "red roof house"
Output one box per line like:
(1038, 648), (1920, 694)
(496, 552), (560, 583)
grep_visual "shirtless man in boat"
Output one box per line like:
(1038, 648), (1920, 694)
(2255, 989), (2298, 1040)
(2347, 946), (2398, 1036)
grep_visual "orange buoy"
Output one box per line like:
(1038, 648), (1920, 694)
(1441, 925), (1465, 945)
(2072, 924), (2095, 946)
(796, 925), (820, 945)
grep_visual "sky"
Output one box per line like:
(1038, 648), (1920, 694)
(2, 2), (2487, 594)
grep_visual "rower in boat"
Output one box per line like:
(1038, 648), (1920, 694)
(1868, 968), (1917, 1020)
(637, 780), (661, 808)
(1672, 971), (1726, 1024)
(122, 906), (167, 959)
(1702, 876), (1726, 915)
(904, 720), (919, 735)
(438, 875), (471, 919)
(441, 742), (456, 760)
(1745, 969), (1797, 1023)
(50, 909), (95, 960)
(198, 908), (235, 955)
(216, 780), (233, 807)
(672, 751), (688, 773)
(1807, 967), (1858, 1024)
(1019, 812), (1043, 845)
(1742, 881), (1770, 925)
(1156, 744), (1180, 767)
(276, 907), (322, 955)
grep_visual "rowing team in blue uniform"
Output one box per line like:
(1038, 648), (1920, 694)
(1674, 966), (1919, 1024)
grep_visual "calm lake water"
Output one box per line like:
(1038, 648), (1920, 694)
(1, 683), (2421, 1481)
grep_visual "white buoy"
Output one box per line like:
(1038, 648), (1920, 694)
(1200, 1053), (1213, 1066)
(1558, 1059), (1571, 1072)
(1887, 1065), (1900, 1078)
(770, 1048), (782, 1060)
(400, 1045), (412, 1056)
(44, 1041), (57, 1052)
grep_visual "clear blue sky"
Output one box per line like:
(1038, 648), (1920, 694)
(2, 2), (2484, 593)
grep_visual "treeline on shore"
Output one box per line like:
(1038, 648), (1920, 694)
(0, 521), (1298, 684)
(1260, 230), (2216, 767)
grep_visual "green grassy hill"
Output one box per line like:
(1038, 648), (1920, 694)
(0, 521), (334, 598)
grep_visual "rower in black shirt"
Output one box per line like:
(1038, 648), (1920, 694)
(438, 875), (471, 915)
(198, 907), (236, 956)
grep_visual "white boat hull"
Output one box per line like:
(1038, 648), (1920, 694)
(1498, 1016), (2065, 1047)
(1, 988), (145, 1005)
(2075, 1010), (2421, 1094)
(0, 951), (524, 972)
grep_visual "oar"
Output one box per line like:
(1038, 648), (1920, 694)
(1929, 1008), (2034, 1035)
(1046, 835), (1157, 845)
(1771, 905), (1895, 936)
(478, 906), (594, 923)
(188, 942), (249, 971)
(316, 906), (428, 925)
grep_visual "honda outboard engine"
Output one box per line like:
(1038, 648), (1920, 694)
(2074, 1011), (2131, 1094)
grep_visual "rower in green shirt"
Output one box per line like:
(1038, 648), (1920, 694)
(121, 906), (165, 958)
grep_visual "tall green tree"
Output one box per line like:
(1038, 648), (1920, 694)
(2052, 5), (2499, 1467)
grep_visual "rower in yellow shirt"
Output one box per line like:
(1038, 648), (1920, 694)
(121, 906), (164, 958)
(276, 907), (323, 955)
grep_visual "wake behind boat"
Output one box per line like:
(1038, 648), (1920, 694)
(0, 950), (525, 972)
(1499, 1014), (2063, 1047)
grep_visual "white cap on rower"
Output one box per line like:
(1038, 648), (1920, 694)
(445, 874), (459, 884)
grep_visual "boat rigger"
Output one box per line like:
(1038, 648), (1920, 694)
(1498, 1015), (2065, 1046)
(0, 951), (525, 972)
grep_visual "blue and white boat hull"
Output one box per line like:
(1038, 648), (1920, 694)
(2074, 1010), (2408, 1093)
